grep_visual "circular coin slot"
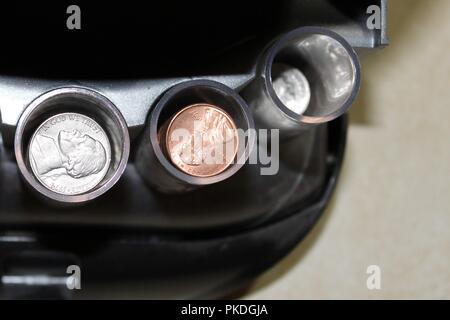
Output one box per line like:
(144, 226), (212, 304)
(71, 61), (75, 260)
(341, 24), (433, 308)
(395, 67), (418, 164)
(264, 27), (361, 125)
(136, 79), (255, 192)
(15, 87), (130, 204)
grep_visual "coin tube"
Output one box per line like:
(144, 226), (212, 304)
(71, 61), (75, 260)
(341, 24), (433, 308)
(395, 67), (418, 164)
(242, 27), (361, 134)
(14, 87), (130, 205)
(136, 80), (255, 194)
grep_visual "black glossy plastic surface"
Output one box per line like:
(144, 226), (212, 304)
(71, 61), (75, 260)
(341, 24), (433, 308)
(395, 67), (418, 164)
(0, 116), (346, 299)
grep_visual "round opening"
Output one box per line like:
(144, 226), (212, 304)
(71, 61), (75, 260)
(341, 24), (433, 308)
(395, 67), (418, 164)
(150, 80), (255, 186)
(265, 27), (360, 124)
(14, 87), (130, 204)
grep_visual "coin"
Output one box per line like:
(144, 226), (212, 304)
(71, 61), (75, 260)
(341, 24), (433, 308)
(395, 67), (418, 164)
(28, 113), (111, 195)
(164, 104), (238, 177)
(272, 63), (311, 115)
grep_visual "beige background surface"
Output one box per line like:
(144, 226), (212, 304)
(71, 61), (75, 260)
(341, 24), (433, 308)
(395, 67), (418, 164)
(245, 0), (450, 299)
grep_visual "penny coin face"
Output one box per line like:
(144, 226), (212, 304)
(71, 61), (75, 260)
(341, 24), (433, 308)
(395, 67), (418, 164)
(165, 104), (238, 177)
(28, 113), (111, 195)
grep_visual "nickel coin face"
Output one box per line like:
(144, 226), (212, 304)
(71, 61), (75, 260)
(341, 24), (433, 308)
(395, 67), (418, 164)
(28, 113), (111, 195)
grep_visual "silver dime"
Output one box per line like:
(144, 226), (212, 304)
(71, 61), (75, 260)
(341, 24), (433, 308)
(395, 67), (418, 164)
(28, 113), (111, 195)
(272, 63), (311, 115)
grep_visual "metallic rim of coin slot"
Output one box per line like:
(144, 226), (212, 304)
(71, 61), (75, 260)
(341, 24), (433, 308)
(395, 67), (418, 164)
(14, 87), (130, 204)
(136, 79), (255, 194)
(243, 26), (361, 133)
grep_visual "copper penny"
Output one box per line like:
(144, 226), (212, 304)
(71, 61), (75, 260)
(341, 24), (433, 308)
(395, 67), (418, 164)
(164, 103), (238, 177)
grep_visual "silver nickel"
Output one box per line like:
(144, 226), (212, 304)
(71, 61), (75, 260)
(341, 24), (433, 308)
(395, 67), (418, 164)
(28, 113), (111, 195)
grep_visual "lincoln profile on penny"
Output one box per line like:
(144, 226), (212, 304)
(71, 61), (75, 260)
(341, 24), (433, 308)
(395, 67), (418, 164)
(30, 129), (107, 179)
